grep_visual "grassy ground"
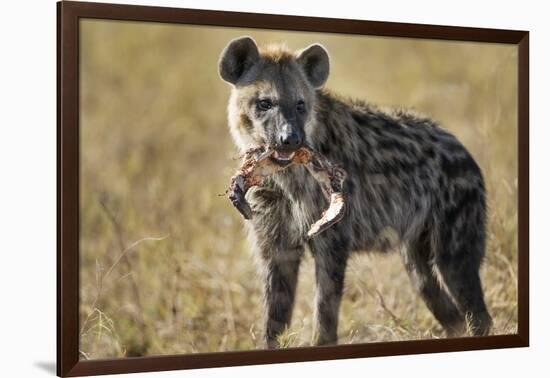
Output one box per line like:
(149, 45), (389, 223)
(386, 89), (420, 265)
(79, 20), (518, 359)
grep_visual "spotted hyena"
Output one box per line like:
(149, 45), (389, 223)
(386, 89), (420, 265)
(218, 36), (492, 348)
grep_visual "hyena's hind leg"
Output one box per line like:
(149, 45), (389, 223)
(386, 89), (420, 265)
(433, 185), (493, 336)
(401, 230), (466, 337)
(433, 225), (493, 335)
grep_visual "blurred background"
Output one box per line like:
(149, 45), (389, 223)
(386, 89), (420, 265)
(79, 19), (518, 359)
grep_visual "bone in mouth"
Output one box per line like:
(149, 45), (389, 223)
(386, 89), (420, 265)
(227, 146), (347, 238)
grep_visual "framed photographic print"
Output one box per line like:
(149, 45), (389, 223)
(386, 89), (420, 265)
(57, 1), (529, 376)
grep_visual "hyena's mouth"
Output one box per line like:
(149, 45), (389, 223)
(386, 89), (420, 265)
(226, 146), (348, 238)
(271, 151), (296, 166)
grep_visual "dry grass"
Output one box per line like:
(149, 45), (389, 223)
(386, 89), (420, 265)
(79, 19), (518, 359)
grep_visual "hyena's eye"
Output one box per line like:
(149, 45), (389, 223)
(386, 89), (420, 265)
(257, 99), (273, 111)
(296, 100), (306, 114)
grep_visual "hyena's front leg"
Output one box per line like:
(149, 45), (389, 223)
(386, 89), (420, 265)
(262, 248), (303, 348)
(247, 187), (305, 349)
(309, 237), (349, 346)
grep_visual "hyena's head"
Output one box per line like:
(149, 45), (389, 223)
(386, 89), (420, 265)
(218, 36), (329, 163)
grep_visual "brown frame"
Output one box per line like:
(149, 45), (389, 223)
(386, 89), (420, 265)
(57, 1), (529, 376)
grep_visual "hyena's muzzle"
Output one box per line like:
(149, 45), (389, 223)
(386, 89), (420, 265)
(271, 119), (305, 166)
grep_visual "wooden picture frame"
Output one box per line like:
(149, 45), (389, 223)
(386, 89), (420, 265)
(57, 1), (529, 376)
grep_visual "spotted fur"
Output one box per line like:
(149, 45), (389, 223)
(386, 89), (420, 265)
(219, 37), (492, 348)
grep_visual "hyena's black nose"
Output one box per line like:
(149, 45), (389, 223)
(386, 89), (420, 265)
(278, 131), (303, 151)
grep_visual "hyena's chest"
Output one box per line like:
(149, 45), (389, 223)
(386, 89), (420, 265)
(272, 167), (328, 228)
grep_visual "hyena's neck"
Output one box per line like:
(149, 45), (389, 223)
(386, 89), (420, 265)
(305, 89), (369, 162)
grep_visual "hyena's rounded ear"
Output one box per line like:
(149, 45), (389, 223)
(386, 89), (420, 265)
(219, 36), (260, 85)
(297, 44), (330, 89)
